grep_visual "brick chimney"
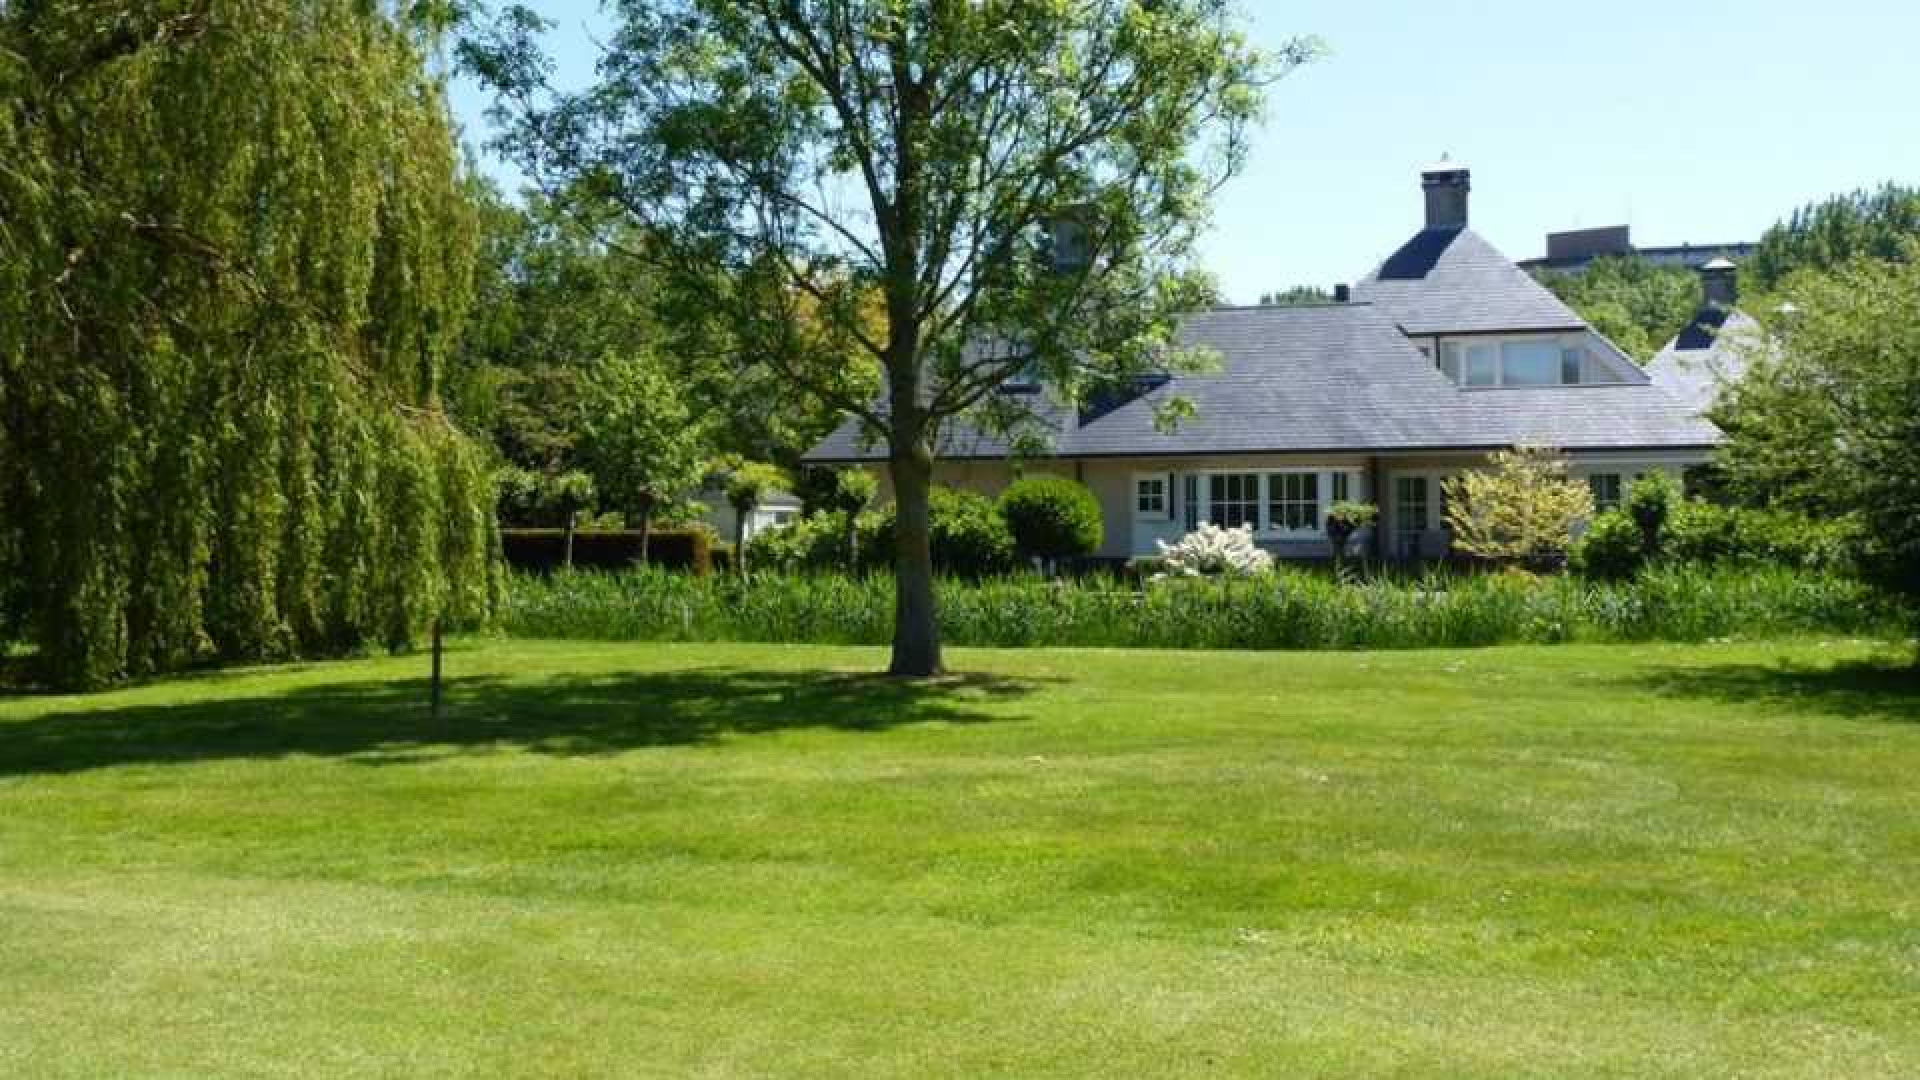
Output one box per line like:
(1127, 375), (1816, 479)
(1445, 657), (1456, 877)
(1422, 159), (1470, 230)
(1699, 257), (1738, 308)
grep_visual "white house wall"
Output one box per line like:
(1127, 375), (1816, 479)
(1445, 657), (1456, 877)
(856, 448), (1703, 560)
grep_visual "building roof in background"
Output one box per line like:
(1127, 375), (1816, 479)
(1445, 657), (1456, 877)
(806, 302), (1720, 463)
(1647, 307), (1763, 413)
(1353, 227), (1588, 335)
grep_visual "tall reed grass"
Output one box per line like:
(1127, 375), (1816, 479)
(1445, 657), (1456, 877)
(503, 564), (1901, 650)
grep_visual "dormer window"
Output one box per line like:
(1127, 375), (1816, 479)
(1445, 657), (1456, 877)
(1437, 335), (1623, 388)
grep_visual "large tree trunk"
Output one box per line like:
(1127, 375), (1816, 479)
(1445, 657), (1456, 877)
(888, 441), (943, 676)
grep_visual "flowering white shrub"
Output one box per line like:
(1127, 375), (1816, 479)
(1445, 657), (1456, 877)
(1154, 523), (1274, 578)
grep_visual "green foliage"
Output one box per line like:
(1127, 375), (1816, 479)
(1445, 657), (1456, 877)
(1747, 184), (1920, 291)
(1571, 512), (1646, 581)
(999, 477), (1104, 563)
(1443, 447), (1593, 563)
(1534, 256), (1698, 362)
(505, 565), (1897, 650)
(0, 2), (496, 688)
(1623, 470), (1681, 554)
(1325, 500), (1378, 556)
(1664, 501), (1859, 574)
(496, 467), (597, 528)
(829, 469), (879, 516)
(1713, 247), (1920, 627)
(1574, 499), (1860, 581)
(1258, 285), (1331, 306)
(869, 488), (1017, 579)
(576, 351), (710, 530)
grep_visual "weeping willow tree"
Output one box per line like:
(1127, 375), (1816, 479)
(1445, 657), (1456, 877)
(0, 1), (498, 689)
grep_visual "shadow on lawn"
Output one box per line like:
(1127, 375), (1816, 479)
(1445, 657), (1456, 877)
(0, 665), (1049, 776)
(1629, 655), (1920, 724)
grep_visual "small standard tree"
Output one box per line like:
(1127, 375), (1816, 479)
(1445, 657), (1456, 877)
(999, 476), (1103, 576)
(1443, 447), (1593, 569)
(829, 469), (880, 571)
(578, 352), (711, 562)
(1324, 500), (1378, 577)
(722, 462), (789, 575)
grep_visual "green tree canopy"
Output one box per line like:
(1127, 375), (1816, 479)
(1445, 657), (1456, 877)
(0, 1), (495, 688)
(1258, 285), (1331, 306)
(463, 0), (1312, 674)
(578, 351), (713, 556)
(1711, 247), (1920, 637)
(1533, 256), (1698, 362)
(1747, 184), (1920, 291)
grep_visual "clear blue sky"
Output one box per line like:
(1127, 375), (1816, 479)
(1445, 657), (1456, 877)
(449, 0), (1920, 305)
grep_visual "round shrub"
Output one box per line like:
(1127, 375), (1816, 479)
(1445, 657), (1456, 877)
(999, 476), (1104, 564)
(865, 487), (1016, 577)
(1571, 511), (1644, 580)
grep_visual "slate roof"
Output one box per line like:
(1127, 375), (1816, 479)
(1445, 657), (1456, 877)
(1647, 306), (1763, 412)
(1353, 226), (1588, 335)
(805, 302), (1721, 463)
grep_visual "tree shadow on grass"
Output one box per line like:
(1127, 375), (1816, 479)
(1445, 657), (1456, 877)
(1627, 655), (1920, 725)
(0, 666), (1052, 777)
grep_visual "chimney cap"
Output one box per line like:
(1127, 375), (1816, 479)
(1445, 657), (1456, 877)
(1700, 256), (1737, 272)
(1421, 154), (1469, 178)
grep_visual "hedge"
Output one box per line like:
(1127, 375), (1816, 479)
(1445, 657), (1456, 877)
(501, 529), (712, 576)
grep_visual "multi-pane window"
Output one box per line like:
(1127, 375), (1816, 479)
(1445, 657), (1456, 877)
(1331, 472), (1351, 503)
(1500, 341), (1562, 386)
(1183, 474), (1200, 530)
(1135, 474), (1168, 519)
(1267, 473), (1320, 531)
(1208, 473), (1260, 530)
(1464, 344), (1498, 387)
(1589, 473), (1623, 513)
(1561, 346), (1585, 385)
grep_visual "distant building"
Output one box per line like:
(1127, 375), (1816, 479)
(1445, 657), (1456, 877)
(1518, 225), (1755, 275)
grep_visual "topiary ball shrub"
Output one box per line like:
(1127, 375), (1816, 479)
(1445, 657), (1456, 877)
(999, 476), (1104, 566)
(1571, 511), (1644, 581)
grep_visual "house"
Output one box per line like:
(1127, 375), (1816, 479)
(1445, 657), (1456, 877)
(1646, 257), (1761, 412)
(1517, 225), (1756, 275)
(695, 488), (803, 545)
(805, 165), (1726, 561)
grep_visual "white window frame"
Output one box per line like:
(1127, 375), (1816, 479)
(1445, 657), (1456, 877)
(1174, 468), (1360, 538)
(1133, 472), (1171, 521)
(1205, 472), (1261, 531)
(1437, 334), (1613, 389)
(1265, 471), (1322, 534)
(1588, 473), (1624, 513)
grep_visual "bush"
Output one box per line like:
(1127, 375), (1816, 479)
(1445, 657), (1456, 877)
(866, 487), (1015, 577)
(747, 511), (862, 573)
(1571, 511), (1645, 581)
(1153, 524), (1273, 577)
(999, 476), (1103, 565)
(1665, 501), (1859, 572)
(501, 529), (712, 575)
(1624, 471), (1680, 554)
(504, 563), (1899, 649)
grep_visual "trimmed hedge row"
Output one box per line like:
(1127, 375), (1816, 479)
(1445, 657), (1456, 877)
(501, 529), (712, 576)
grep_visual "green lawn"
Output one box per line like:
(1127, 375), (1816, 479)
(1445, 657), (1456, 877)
(2, 640), (1917, 1077)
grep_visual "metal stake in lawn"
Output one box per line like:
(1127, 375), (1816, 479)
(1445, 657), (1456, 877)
(429, 617), (444, 721)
